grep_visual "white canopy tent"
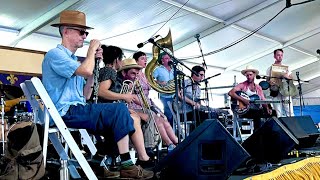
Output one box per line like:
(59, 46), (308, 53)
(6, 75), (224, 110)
(0, 0), (319, 102)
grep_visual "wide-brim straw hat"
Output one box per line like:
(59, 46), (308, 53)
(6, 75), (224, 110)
(51, 10), (93, 29)
(118, 58), (143, 72)
(241, 65), (259, 75)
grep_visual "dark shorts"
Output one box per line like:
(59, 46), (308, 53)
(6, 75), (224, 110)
(62, 103), (135, 142)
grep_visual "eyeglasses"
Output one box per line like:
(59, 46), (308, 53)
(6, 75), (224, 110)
(67, 27), (89, 36)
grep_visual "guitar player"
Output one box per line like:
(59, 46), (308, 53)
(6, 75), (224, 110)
(228, 65), (273, 132)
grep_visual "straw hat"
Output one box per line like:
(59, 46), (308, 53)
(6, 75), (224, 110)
(241, 65), (259, 75)
(51, 10), (93, 29)
(118, 58), (143, 71)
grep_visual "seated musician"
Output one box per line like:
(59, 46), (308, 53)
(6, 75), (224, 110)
(97, 45), (153, 168)
(178, 65), (227, 126)
(131, 51), (178, 150)
(228, 65), (272, 131)
(42, 10), (153, 179)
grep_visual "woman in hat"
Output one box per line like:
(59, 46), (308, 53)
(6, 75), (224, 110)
(228, 65), (272, 131)
(131, 51), (178, 151)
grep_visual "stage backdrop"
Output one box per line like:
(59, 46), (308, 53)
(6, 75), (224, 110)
(0, 72), (41, 87)
(293, 105), (320, 124)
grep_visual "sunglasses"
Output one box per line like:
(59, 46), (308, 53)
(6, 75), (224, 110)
(199, 73), (205, 76)
(67, 27), (89, 36)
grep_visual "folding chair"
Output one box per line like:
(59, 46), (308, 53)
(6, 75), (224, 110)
(20, 77), (97, 180)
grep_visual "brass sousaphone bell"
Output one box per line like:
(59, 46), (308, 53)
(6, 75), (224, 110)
(145, 30), (176, 94)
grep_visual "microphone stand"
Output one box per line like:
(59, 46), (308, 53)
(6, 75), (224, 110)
(261, 74), (308, 117)
(191, 78), (198, 129)
(150, 40), (198, 143)
(195, 34), (207, 69)
(296, 72), (304, 116)
(286, 78), (292, 117)
(203, 79), (211, 119)
(200, 73), (221, 119)
(177, 70), (189, 139)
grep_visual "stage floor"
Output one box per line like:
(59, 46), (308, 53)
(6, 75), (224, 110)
(228, 137), (320, 179)
(36, 136), (320, 179)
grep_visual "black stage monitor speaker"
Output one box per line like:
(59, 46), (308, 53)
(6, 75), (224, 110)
(155, 119), (250, 180)
(279, 115), (320, 148)
(242, 117), (298, 163)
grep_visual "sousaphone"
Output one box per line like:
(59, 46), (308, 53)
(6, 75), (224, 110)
(145, 30), (176, 94)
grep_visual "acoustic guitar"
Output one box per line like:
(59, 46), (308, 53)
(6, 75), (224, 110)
(231, 91), (289, 115)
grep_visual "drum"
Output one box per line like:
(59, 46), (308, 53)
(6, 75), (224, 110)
(16, 112), (34, 122)
(259, 80), (270, 90)
(19, 99), (33, 113)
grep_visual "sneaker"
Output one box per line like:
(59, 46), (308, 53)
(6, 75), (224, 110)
(103, 168), (120, 178)
(120, 165), (154, 179)
(135, 158), (155, 169)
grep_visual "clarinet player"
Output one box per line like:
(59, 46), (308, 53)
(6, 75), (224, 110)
(42, 10), (153, 179)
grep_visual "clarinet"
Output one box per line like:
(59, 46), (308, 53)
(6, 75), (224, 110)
(92, 58), (100, 104)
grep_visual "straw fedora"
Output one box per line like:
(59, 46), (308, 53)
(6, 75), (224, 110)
(118, 58), (143, 72)
(51, 10), (93, 29)
(241, 65), (259, 75)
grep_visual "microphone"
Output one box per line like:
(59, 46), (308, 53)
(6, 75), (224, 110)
(256, 75), (267, 79)
(194, 34), (200, 42)
(296, 71), (300, 80)
(137, 35), (160, 48)
(199, 73), (221, 82)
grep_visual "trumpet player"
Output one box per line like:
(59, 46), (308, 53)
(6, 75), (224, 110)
(97, 45), (154, 168)
(132, 52), (178, 149)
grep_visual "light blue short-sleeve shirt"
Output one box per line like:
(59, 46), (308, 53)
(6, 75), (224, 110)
(153, 65), (174, 98)
(42, 44), (86, 117)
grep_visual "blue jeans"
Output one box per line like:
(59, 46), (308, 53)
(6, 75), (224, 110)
(160, 96), (174, 126)
(62, 103), (135, 142)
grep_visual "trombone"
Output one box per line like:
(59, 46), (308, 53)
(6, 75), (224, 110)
(134, 80), (162, 146)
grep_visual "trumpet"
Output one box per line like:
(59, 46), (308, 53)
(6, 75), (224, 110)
(119, 78), (167, 120)
(118, 79), (137, 104)
(119, 80), (136, 94)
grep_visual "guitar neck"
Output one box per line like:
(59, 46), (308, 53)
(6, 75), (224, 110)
(251, 100), (282, 104)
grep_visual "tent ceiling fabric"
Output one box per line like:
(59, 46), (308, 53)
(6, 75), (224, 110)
(0, 0), (319, 97)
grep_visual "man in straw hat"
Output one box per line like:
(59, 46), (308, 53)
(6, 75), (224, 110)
(42, 10), (153, 179)
(228, 65), (272, 131)
(120, 57), (179, 155)
(96, 49), (155, 169)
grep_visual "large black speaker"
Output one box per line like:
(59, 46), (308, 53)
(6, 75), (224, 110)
(155, 119), (250, 180)
(279, 115), (320, 148)
(242, 117), (298, 163)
